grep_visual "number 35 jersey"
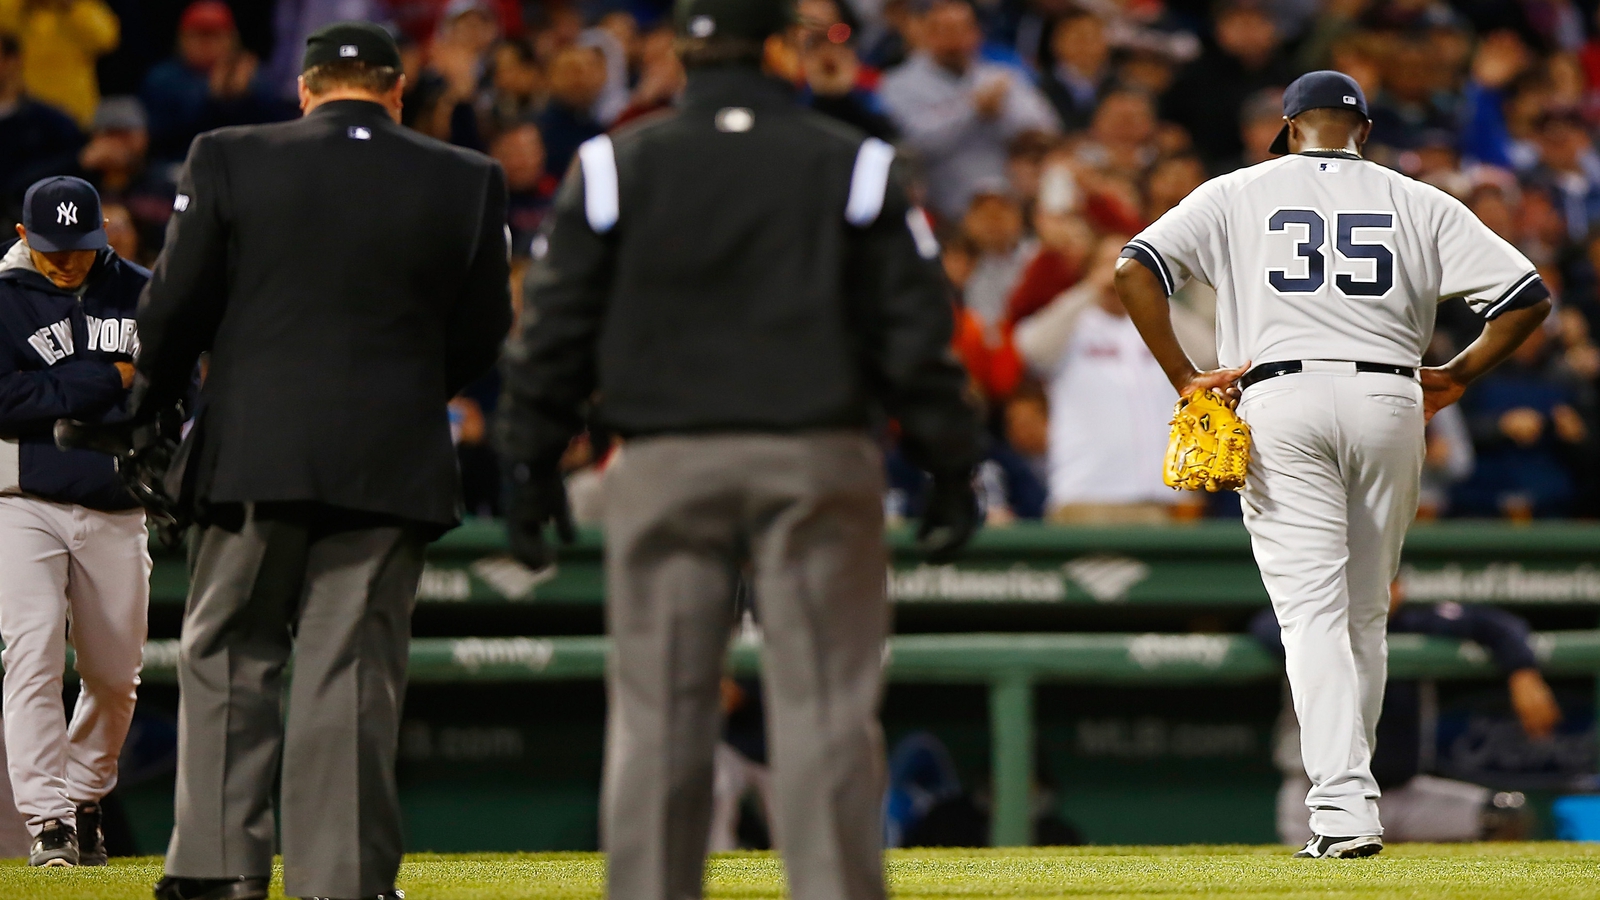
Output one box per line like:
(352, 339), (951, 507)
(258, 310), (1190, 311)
(1120, 152), (1548, 370)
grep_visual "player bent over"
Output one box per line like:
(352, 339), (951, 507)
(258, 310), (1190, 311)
(0, 177), (151, 866)
(1115, 72), (1550, 858)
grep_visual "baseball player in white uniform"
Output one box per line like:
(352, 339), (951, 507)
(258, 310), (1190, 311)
(1114, 72), (1552, 858)
(0, 177), (152, 866)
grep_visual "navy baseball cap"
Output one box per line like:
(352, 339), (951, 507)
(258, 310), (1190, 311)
(21, 176), (107, 253)
(1268, 70), (1370, 155)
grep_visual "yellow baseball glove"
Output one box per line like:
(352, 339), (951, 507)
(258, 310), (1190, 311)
(1163, 390), (1252, 492)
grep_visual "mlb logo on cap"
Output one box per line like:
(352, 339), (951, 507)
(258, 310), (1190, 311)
(21, 176), (107, 253)
(340, 44), (359, 57)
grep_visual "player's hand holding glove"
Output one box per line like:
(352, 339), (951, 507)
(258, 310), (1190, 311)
(918, 470), (980, 563)
(1164, 389), (1252, 492)
(505, 459), (576, 571)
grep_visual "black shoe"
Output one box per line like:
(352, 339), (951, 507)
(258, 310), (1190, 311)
(1293, 834), (1383, 858)
(302, 892), (405, 900)
(76, 801), (107, 865)
(153, 876), (271, 900)
(29, 819), (78, 867)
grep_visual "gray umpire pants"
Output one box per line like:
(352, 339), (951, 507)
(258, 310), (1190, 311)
(164, 502), (426, 899)
(601, 432), (889, 900)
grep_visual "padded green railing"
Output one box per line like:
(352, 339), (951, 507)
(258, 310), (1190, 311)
(151, 520), (1600, 608)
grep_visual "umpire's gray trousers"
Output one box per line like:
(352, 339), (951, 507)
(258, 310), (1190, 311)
(602, 432), (889, 900)
(164, 502), (425, 899)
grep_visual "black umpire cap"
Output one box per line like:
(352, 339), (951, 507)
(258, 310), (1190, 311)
(1269, 70), (1370, 155)
(303, 20), (402, 71)
(22, 176), (107, 253)
(675, 0), (795, 40)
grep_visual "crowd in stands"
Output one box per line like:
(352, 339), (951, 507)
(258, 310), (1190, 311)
(6, 0), (1600, 522)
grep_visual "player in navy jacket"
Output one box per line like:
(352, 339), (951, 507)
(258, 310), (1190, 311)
(0, 232), (144, 510)
(0, 176), (150, 868)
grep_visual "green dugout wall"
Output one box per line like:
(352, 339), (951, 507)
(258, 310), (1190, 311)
(113, 522), (1600, 850)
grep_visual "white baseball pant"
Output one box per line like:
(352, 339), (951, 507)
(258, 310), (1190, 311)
(0, 716), (29, 856)
(1238, 365), (1424, 838)
(0, 495), (150, 837)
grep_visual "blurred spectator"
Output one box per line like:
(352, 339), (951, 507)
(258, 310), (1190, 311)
(387, 0), (520, 45)
(139, 1), (290, 161)
(71, 96), (176, 257)
(1039, 8), (1112, 131)
(1453, 325), (1592, 517)
(1528, 107), (1600, 244)
(613, 22), (684, 127)
(479, 38), (541, 139)
(1142, 152), (1206, 222)
(1077, 89), (1159, 180)
(960, 184), (1033, 334)
(1458, 31), (1539, 170)
(536, 44), (606, 178)
(578, 12), (632, 126)
(1418, 404), (1475, 519)
(1006, 163), (1092, 326)
(0, 0), (119, 127)
(263, 0), (393, 100)
(1160, 0), (1292, 168)
(1366, 37), (1459, 161)
(1014, 235), (1208, 523)
(417, 0), (498, 148)
(0, 31), (84, 214)
(1219, 86), (1283, 172)
(801, 13), (897, 141)
(102, 199), (139, 262)
(879, 0), (1059, 220)
(492, 122), (555, 260)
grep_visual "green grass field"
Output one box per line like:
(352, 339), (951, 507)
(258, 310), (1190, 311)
(3, 844), (1599, 899)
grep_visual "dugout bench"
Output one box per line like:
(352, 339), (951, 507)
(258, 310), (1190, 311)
(108, 520), (1600, 846)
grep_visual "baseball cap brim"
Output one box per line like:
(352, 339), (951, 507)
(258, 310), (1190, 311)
(26, 226), (108, 253)
(1269, 122), (1290, 155)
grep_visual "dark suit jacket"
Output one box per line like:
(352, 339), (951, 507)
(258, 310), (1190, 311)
(136, 99), (512, 528)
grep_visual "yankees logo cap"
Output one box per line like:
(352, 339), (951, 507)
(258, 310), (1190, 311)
(303, 20), (402, 72)
(1269, 70), (1370, 155)
(21, 176), (107, 253)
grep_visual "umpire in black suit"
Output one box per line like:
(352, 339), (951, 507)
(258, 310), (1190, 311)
(499, 1), (981, 897)
(133, 23), (511, 900)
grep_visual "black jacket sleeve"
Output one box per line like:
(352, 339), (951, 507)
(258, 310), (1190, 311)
(446, 162), (513, 397)
(496, 165), (613, 467)
(134, 134), (231, 416)
(849, 172), (982, 477)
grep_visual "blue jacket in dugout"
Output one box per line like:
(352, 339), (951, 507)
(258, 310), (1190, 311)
(0, 237), (145, 511)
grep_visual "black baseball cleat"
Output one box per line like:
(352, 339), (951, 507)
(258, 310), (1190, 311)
(152, 876), (271, 900)
(302, 891), (405, 900)
(29, 819), (78, 867)
(76, 801), (107, 866)
(1293, 834), (1384, 858)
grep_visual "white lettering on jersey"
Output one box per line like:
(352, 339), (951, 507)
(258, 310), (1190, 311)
(26, 319), (74, 364)
(86, 316), (140, 355)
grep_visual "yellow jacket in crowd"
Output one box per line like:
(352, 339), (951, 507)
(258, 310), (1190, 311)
(0, 0), (119, 128)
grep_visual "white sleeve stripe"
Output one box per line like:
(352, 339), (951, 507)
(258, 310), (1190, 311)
(845, 138), (896, 227)
(577, 135), (619, 234)
(1482, 271), (1540, 318)
(1126, 239), (1175, 295)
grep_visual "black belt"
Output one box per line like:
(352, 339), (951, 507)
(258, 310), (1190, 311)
(1239, 360), (1415, 391)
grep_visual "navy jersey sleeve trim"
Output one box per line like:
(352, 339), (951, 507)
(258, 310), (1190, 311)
(1484, 272), (1548, 319)
(1121, 241), (1174, 297)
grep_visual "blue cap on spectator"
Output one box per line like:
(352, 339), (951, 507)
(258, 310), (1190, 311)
(1269, 71), (1370, 155)
(21, 176), (107, 253)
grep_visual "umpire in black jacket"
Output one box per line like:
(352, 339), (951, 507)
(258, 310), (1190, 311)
(498, 1), (981, 898)
(133, 23), (511, 900)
